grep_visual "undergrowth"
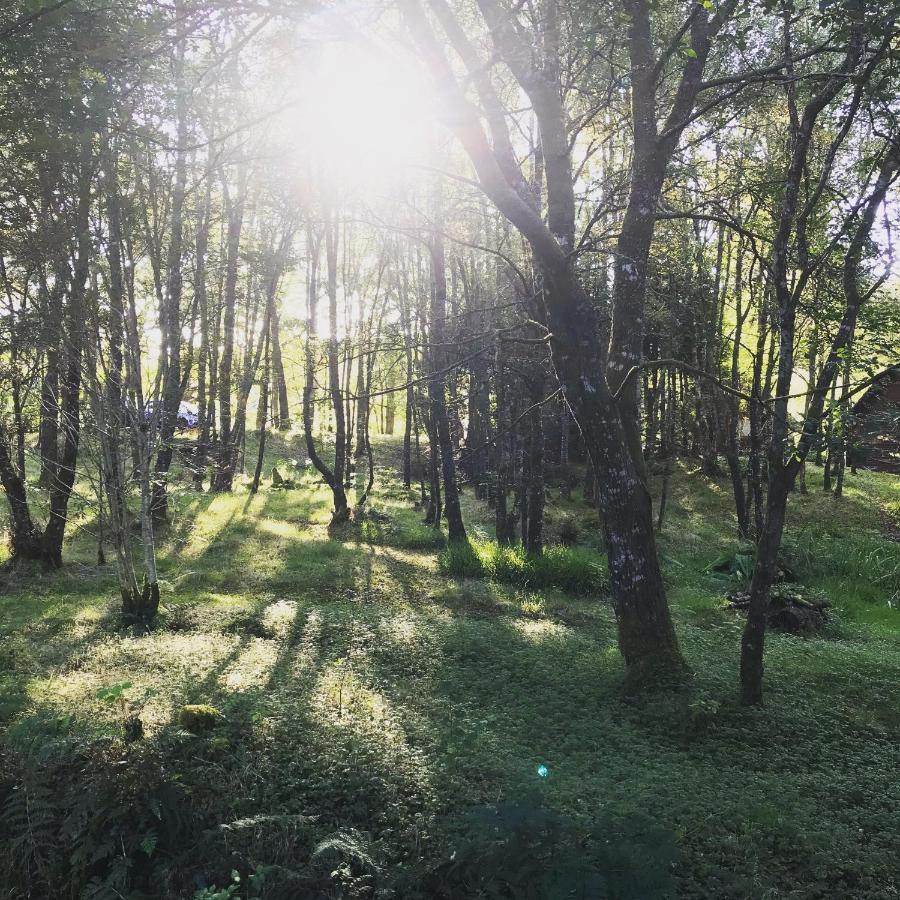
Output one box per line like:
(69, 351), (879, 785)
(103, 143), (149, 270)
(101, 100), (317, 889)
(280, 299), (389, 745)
(439, 539), (608, 595)
(1, 451), (899, 898)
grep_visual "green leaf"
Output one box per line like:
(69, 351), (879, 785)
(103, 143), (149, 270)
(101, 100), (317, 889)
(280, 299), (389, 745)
(684, 47), (698, 58)
(96, 681), (132, 703)
(140, 832), (157, 857)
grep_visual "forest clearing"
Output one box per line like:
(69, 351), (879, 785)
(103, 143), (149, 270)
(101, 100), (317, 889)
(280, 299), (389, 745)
(2, 435), (899, 898)
(2, 0), (900, 896)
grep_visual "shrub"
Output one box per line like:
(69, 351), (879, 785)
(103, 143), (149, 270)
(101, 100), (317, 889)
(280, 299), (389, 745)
(557, 515), (581, 547)
(0, 735), (192, 898)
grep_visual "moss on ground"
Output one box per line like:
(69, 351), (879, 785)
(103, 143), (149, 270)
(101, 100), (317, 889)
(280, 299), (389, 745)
(1, 435), (898, 897)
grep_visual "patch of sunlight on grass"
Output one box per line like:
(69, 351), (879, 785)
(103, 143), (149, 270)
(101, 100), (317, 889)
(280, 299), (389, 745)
(284, 608), (327, 677)
(71, 604), (112, 625)
(312, 663), (431, 780)
(28, 671), (102, 707)
(510, 618), (572, 640)
(220, 638), (280, 693)
(518, 594), (547, 616)
(317, 665), (391, 723)
(257, 517), (304, 539)
(99, 633), (239, 683)
(25, 671), (137, 733)
(178, 500), (241, 560)
(32, 596), (101, 624)
(376, 614), (420, 645)
(261, 599), (299, 638)
(201, 592), (255, 608)
(369, 543), (438, 568)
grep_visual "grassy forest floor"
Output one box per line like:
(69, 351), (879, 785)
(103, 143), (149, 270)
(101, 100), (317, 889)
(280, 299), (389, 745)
(1, 434), (900, 899)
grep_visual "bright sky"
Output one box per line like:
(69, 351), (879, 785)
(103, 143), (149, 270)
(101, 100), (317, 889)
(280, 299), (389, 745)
(270, 26), (436, 203)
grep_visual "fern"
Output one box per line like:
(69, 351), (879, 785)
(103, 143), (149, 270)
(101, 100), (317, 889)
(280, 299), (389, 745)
(1, 736), (191, 899)
(4, 773), (65, 891)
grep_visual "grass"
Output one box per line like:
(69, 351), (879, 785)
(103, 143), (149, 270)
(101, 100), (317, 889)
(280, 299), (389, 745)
(1, 434), (899, 897)
(439, 539), (607, 595)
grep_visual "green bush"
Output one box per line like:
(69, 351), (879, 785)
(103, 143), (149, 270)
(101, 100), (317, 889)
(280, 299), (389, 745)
(0, 736), (191, 898)
(557, 515), (581, 546)
(440, 540), (606, 595)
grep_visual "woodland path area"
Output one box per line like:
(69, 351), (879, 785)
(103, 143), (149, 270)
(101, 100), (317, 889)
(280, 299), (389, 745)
(1, 434), (899, 898)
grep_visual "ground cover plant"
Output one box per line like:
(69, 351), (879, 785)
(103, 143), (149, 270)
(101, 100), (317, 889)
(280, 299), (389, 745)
(1, 435), (899, 897)
(2, 0), (900, 896)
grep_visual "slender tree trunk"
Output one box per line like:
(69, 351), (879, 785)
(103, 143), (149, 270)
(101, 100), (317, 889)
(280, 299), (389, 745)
(151, 17), (188, 523)
(428, 227), (466, 541)
(302, 221), (350, 523)
(212, 172), (245, 492)
(494, 338), (515, 544)
(193, 163), (213, 490)
(270, 306), (291, 430)
(525, 379), (544, 555)
(740, 50), (885, 706)
(38, 290), (61, 488)
(326, 213), (349, 522)
(251, 327), (271, 495)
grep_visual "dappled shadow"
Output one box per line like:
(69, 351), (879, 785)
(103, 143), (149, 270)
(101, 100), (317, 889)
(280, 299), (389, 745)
(4, 458), (900, 897)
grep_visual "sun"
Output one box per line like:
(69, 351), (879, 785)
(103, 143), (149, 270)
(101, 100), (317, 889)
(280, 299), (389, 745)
(274, 32), (435, 200)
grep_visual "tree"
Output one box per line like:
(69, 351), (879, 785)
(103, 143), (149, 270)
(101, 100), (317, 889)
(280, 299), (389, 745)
(401, 0), (745, 682)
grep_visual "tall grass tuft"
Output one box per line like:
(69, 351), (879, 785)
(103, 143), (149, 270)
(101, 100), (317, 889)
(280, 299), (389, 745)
(439, 539), (607, 595)
(786, 531), (900, 591)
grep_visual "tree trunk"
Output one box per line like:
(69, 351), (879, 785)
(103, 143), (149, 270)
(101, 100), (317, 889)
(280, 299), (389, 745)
(428, 228), (466, 541)
(0, 431), (43, 560)
(151, 22), (188, 522)
(302, 220), (350, 524)
(212, 169), (245, 493)
(38, 285), (62, 487)
(525, 379), (544, 555)
(739, 37), (883, 705)
(270, 306), (291, 430)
